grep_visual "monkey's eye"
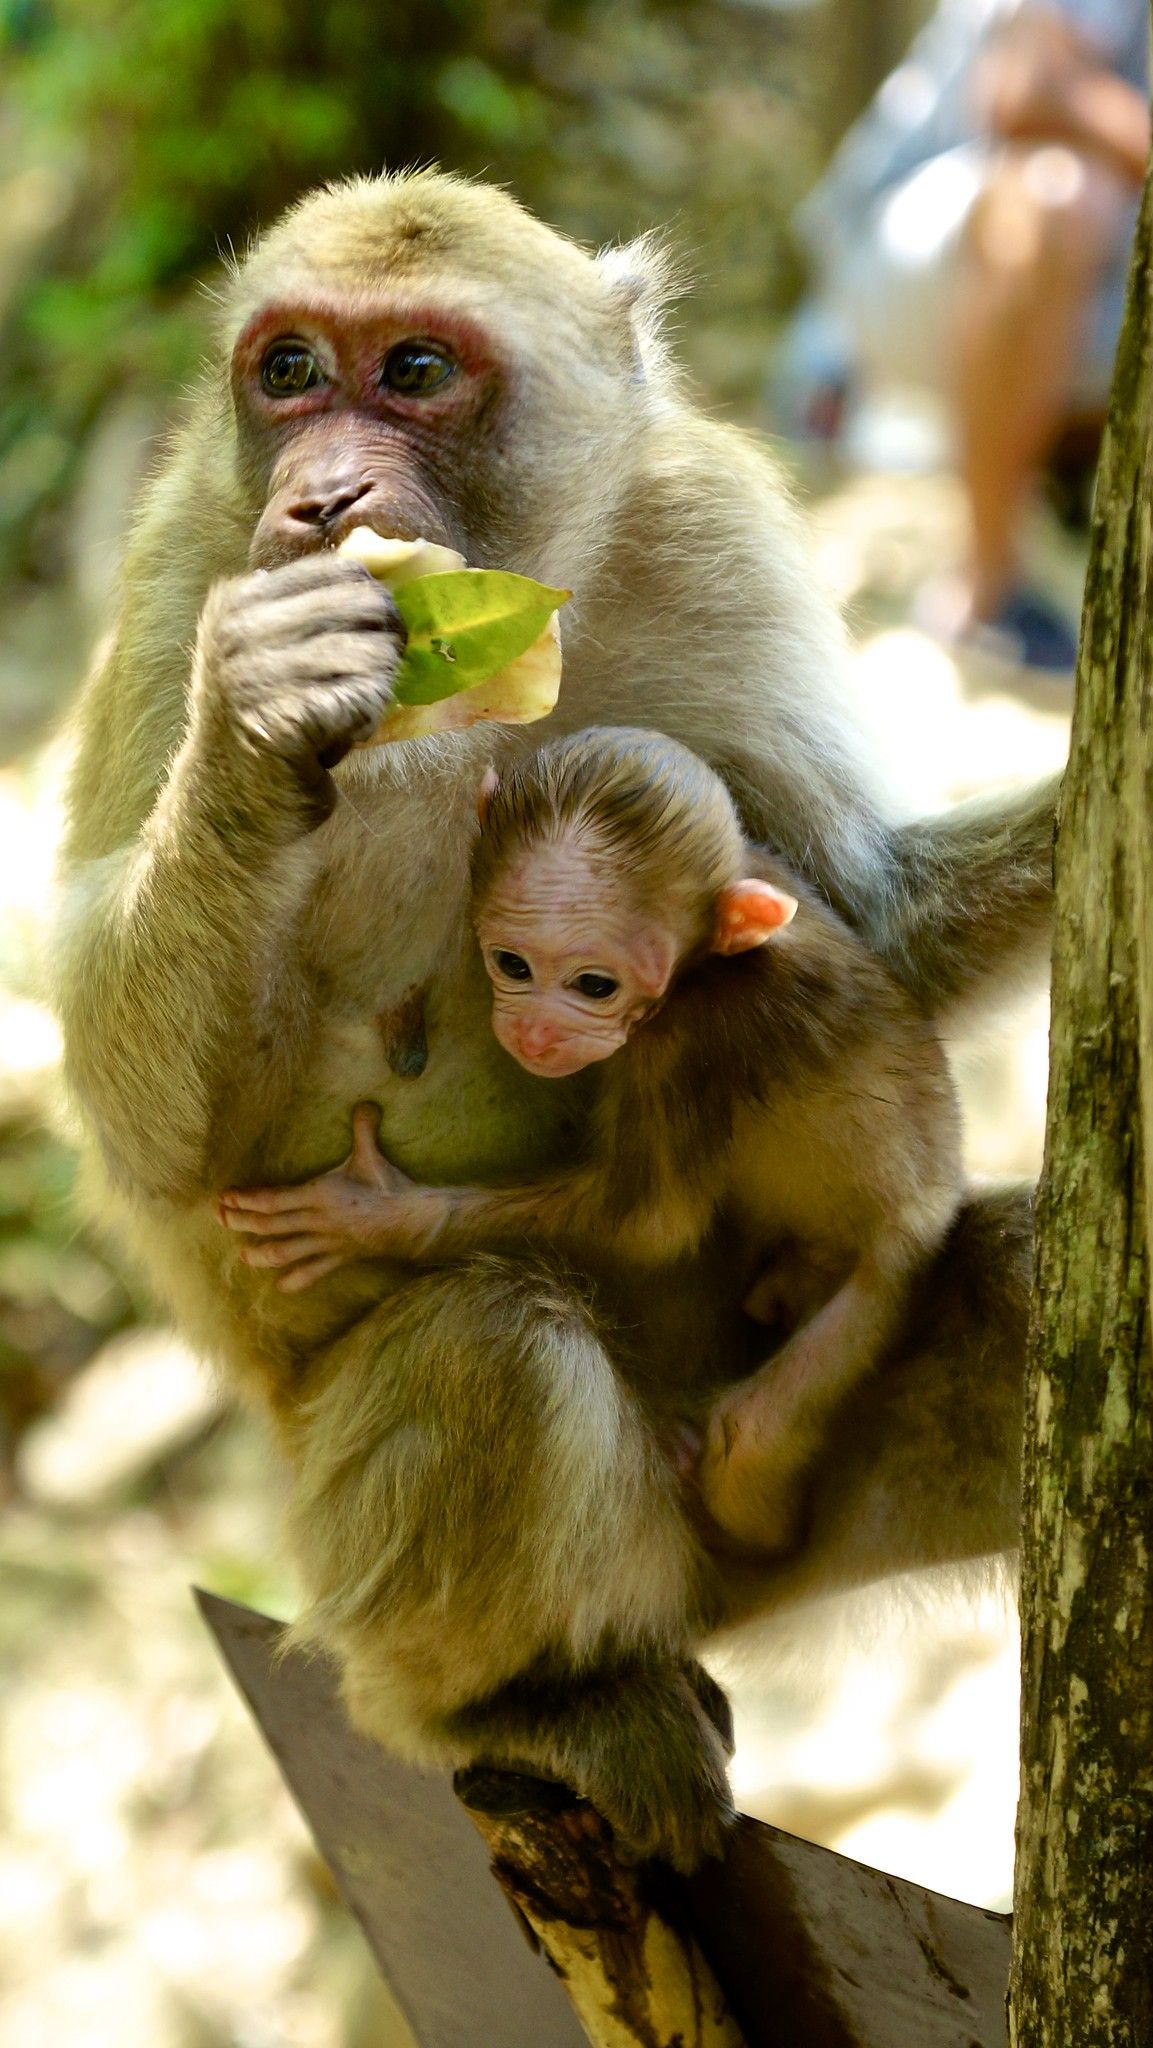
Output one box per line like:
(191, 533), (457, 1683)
(261, 343), (324, 397)
(572, 973), (619, 1002)
(492, 949), (533, 983)
(381, 341), (458, 397)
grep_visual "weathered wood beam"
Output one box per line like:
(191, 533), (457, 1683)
(198, 1590), (1012, 2048)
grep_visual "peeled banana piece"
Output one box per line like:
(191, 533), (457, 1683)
(339, 526), (567, 744)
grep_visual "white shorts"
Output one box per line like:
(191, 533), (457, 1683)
(827, 142), (1134, 411)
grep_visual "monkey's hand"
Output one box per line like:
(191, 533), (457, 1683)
(192, 557), (405, 827)
(219, 1104), (452, 1290)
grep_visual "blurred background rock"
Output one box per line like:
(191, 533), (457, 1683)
(0, 2), (1076, 2041)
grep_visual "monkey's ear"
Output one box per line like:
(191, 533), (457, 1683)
(596, 233), (686, 380)
(476, 767), (500, 823)
(711, 880), (797, 955)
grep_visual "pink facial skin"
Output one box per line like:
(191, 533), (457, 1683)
(475, 838), (678, 1079)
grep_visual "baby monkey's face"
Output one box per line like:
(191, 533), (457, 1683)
(475, 837), (679, 1078)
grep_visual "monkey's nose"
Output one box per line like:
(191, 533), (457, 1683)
(283, 474), (373, 533)
(517, 1020), (560, 1057)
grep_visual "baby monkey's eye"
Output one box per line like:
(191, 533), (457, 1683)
(492, 949), (533, 982)
(572, 973), (619, 1001)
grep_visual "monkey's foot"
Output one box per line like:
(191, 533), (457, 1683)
(697, 1396), (809, 1559)
(448, 1662), (735, 1874)
(454, 1763), (583, 1818)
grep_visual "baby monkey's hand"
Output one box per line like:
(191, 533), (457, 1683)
(219, 1103), (450, 1291)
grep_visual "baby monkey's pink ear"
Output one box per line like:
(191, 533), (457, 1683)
(712, 879), (798, 955)
(476, 767), (500, 822)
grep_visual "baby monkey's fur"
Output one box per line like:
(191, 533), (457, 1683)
(230, 729), (965, 1557)
(474, 730), (965, 1552)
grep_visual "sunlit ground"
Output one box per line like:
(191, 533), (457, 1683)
(0, 466), (1072, 2044)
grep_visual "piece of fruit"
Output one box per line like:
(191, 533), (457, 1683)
(338, 526), (569, 743)
(337, 530), (466, 587)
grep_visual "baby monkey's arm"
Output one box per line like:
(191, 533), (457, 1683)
(219, 1102), (692, 1290)
(219, 1106), (455, 1291)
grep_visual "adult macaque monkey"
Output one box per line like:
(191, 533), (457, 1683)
(54, 170), (1050, 1869)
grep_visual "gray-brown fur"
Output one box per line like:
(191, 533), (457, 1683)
(52, 170), (1048, 1867)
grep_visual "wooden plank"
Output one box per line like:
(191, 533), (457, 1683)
(197, 1592), (1011, 2048)
(195, 1591), (585, 2048)
(688, 1815), (1010, 2046)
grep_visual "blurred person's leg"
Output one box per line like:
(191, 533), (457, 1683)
(823, 143), (1134, 668)
(827, 147), (986, 401)
(954, 143), (1133, 627)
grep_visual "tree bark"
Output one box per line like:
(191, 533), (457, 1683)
(1009, 124), (1153, 2048)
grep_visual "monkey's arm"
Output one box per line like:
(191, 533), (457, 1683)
(221, 1099), (728, 1288)
(222, 1159), (603, 1289)
(54, 559), (403, 1199)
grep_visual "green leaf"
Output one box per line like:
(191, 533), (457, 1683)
(391, 570), (569, 706)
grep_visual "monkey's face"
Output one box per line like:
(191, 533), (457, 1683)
(475, 841), (679, 1079)
(231, 303), (496, 570)
(222, 176), (650, 583)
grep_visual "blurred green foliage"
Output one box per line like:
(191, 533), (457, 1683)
(0, 0), (822, 588)
(0, 1115), (136, 1475)
(0, 0), (551, 569)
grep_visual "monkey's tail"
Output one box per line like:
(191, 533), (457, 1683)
(880, 773), (1058, 1028)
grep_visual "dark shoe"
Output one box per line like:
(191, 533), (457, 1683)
(914, 576), (1078, 677)
(977, 587), (1079, 675)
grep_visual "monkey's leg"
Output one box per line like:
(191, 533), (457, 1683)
(285, 1255), (732, 1872)
(712, 1187), (1031, 1628)
(701, 1256), (915, 1555)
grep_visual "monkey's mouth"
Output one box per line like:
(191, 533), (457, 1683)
(504, 1037), (621, 1080)
(250, 475), (464, 570)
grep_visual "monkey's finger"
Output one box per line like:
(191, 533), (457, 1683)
(222, 579), (401, 651)
(237, 1233), (335, 1269)
(219, 1200), (316, 1231)
(350, 1102), (385, 1174)
(263, 631), (402, 688)
(667, 1420), (704, 1480)
(228, 557), (380, 609)
(276, 1255), (344, 1294)
(220, 1202), (328, 1237)
(220, 1185), (322, 1216)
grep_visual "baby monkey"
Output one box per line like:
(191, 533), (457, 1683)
(222, 729), (964, 1553)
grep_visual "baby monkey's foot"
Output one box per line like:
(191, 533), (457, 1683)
(664, 1415), (791, 1561)
(696, 1382), (808, 1559)
(743, 1251), (842, 1338)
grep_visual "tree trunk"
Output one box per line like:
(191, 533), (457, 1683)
(1009, 121), (1153, 2048)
